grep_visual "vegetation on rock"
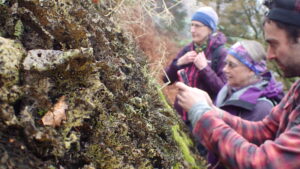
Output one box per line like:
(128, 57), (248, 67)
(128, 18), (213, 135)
(0, 0), (207, 169)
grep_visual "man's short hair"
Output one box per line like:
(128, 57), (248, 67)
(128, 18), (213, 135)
(263, 18), (300, 43)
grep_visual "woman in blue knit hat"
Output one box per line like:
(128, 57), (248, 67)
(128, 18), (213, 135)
(162, 6), (228, 130)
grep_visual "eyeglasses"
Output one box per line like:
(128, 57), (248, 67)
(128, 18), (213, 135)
(190, 23), (206, 29)
(224, 60), (242, 69)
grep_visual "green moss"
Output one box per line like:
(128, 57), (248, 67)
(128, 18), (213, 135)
(156, 84), (173, 111)
(0, 37), (25, 103)
(0, 1), (211, 168)
(172, 125), (195, 165)
(172, 162), (181, 169)
(0, 0), (6, 5)
(14, 20), (24, 38)
(141, 64), (175, 117)
(47, 165), (56, 169)
(37, 109), (47, 116)
(85, 144), (124, 169)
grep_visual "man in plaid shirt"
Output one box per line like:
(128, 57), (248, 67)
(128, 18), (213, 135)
(176, 0), (300, 168)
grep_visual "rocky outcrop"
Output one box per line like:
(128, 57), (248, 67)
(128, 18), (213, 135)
(0, 1), (206, 168)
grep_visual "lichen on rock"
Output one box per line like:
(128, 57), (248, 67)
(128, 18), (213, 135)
(0, 37), (25, 103)
(0, 1), (207, 169)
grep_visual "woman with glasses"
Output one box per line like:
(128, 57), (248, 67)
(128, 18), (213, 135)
(208, 40), (284, 169)
(162, 6), (227, 130)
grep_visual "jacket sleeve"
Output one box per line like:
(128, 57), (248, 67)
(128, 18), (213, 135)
(193, 87), (300, 169)
(196, 47), (227, 95)
(162, 45), (190, 85)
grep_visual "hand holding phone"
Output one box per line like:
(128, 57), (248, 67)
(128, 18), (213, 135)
(178, 69), (189, 85)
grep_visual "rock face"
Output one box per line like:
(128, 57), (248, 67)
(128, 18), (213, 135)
(0, 1), (206, 169)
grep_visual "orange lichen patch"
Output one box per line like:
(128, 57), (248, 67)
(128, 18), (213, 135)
(42, 96), (68, 127)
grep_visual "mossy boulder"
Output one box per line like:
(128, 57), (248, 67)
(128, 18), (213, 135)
(0, 1), (207, 168)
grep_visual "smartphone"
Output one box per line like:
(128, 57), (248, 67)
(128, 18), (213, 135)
(178, 70), (189, 85)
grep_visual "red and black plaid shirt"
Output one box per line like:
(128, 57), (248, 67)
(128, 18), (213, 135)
(194, 80), (300, 169)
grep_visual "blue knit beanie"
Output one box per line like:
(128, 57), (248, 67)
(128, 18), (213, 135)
(191, 7), (219, 32)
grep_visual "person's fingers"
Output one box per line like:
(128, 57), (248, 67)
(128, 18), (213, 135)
(176, 93), (183, 106)
(175, 82), (189, 91)
(196, 52), (205, 60)
(190, 58), (196, 63)
(193, 55), (199, 62)
(194, 53), (199, 58)
(191, 53), (197, 57)
(198, 51), (205, 56)
(189, 53), (197, 58)
(190, 51), (197, 55)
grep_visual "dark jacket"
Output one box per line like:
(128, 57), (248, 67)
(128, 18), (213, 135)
(208, 71), (284, 169)
(163, 32), (227, 122)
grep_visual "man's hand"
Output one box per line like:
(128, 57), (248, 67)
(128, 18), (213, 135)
(177, 51), (197, 66)
(176, 82), (213, 111)
(194, 52), (208, 70)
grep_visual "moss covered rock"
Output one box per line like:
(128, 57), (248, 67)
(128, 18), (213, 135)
(0, 1), (207, 168)
(0, 37), (25, 103)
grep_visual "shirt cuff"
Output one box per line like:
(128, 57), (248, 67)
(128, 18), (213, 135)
(173, 61), (181, 69)
(188, 102), (212, 128)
